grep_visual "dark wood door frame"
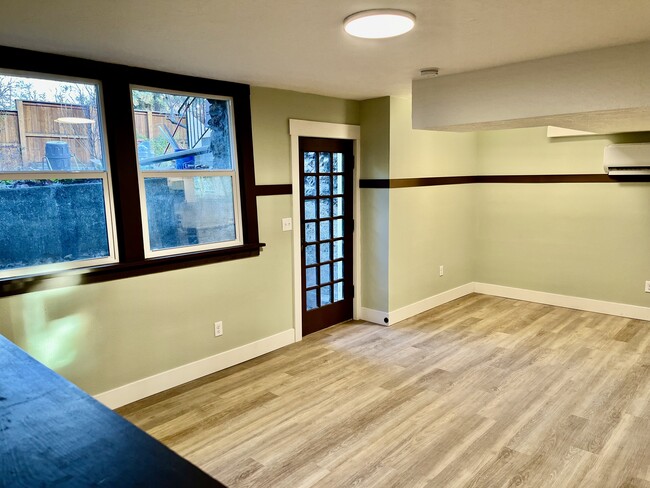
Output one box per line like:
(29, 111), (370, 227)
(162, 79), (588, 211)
(290, 120), (361, 340)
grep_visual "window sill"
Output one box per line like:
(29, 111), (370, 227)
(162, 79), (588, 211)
(0, 242), (265, 298)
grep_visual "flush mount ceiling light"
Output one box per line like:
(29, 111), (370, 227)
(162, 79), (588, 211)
(344, 9), (416, 39)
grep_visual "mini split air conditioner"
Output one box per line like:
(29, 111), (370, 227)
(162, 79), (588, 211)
(604, 143), (650, 175)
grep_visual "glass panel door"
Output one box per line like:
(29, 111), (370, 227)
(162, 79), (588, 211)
(299, 137), (353, 336)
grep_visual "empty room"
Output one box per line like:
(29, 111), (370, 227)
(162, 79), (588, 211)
(1, 1), (649, 487)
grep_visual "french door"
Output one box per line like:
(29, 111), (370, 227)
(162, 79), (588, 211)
(299, 137), (354, 336)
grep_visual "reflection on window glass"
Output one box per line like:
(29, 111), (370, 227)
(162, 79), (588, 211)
(305, 245), (317, 266)
(131, 87), (241, 255)
(333, 260), (343, 280)
(0, 179), (109, 271)
(320, 242), (331, 263)
(305, 222), (316, 242)
(307, 289), (318, 310)
(0, 74), (105, 172)
(304, 176), (316, 196)
(321, 285), (332, 306)
(333, 153), (344, 173)
(320, 264), (331, 284)
(306, 267), (317, 288)
(132, 89), (232, 171)
(319, 152), (331, 173)
(334, 282), (344, 302)
(320, 220), (331, 240)
(319, 176), (331, 195)
(305, 200), (316, 220)
(0, 72), (114, 277)
(319, 198), (331, 219)
(304, 152), (316, 173)
(144, 176), (236, 251)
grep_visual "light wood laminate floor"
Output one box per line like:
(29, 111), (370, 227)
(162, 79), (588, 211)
(118, 294), (650, 488)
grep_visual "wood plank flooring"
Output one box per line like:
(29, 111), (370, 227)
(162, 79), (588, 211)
(118, 294), (650, 488)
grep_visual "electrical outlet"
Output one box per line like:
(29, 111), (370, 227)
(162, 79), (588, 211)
(439, 265), (444, 277)
(214, 321), (223, 337)
(282, 217), (292, 231)
(645, 281), (650, 293)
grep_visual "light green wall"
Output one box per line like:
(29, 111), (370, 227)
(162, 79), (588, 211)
(389, 96), (477, 178)
(360, 97), (390, 179)
(475, 183), (650, 306)
(0, 87), (360, 395)
(475, 127), (650, 307)
(389, 186), (475, 310)
(359, 97), (390, 311)
(251, 87), (360, 184)
(387, 97), (476, 311)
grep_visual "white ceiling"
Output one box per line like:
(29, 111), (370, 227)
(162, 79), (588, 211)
(1, 0), (650, 100)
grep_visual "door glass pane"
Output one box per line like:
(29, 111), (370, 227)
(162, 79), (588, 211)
(144, 176), (236, 251)
(319, 242), (331, 262)
(304, 176), (316, 196)
(305, 199), (316, 220)
(305, 222), (316, 242)
(305, 244), (317, 265)
(320, 264), (331, 284)
(306, 266), (317, 287)
(333, 240), (343, 259)
(333, 175), (343, 195)
(319, 176), (331, 196)
(333, 197), (343, 217)
(333, 218), (343, 238)
(304, 152), (317, 173)
(334, 282), (344, 302)
(333, 153), (344, 173)
(320, 285), (332, 306)
(319, 152), (331, 173)
(306, 289), (318, 310)
(319, 220), (331, 240)
(333, 260), (343, 280)
(319, 198), (331, 218)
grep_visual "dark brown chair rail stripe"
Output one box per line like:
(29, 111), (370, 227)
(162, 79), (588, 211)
(256, 174), (649, 195)
(255, 184), (293, 196)
(360, 174), (650, 188)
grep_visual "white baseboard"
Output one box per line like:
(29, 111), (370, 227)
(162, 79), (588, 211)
(359, 283), (475, 326)
(94, 329), (295, 409)
(389, 283), (476, 325)
(359, 307), (390, 326)
(361, 282), (650, 327)
(95, 284), (649, 409)
(475, 283), (650, 321)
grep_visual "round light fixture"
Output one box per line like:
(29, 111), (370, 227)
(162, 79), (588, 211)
(344, 9), (416, 39)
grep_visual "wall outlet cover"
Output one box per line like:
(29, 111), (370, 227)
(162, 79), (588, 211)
(214, 321), (223, 337)
(645, 281), (650, 293)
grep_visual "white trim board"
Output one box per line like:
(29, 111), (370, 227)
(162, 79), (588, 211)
(289, 119), (361, 340)
(360, 282), (650, 326)
(389, 283), (476, 325)
(94, 329), (295, 409)
(359, 283), (475, 326)
(474, 283), (650, 322)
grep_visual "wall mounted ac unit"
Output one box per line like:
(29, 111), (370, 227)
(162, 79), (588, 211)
(604, 143), (650, 175)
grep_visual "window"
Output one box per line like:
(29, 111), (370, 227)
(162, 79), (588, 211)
(0, 46), (260, 294)
(0, 72), (116, 278)
(131, 88), (242, 256)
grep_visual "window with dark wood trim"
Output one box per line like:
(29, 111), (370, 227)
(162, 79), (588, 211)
(0, 45), (262, 297)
